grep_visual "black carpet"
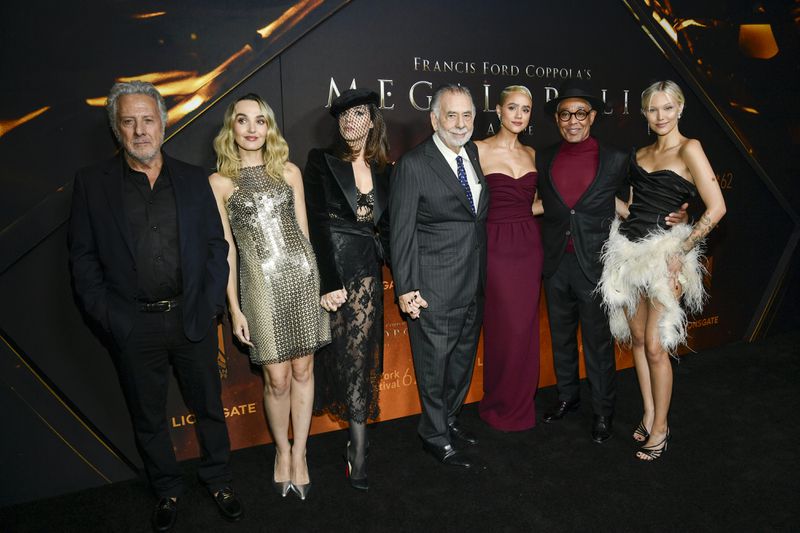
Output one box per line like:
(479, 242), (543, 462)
(3, 331), (799, 532)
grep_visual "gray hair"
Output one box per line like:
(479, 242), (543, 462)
(106, 81), (168, 141)
(430, 84), (475, 118)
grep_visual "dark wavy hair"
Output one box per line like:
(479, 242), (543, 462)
(331, 103), (390, 171)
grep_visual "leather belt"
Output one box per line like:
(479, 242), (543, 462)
(137, 298), (180, 313)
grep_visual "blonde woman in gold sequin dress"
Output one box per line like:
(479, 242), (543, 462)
(209, 94), (330, 500)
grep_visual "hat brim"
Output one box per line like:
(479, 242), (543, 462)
(329, 90), (380, 117)
(544, 94), (605, 115)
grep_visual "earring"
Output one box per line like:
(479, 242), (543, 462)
(678, 113), (682, 119)
(647, 124), (651, 136)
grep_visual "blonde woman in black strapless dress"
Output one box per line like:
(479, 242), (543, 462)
(598, 81), (726, 460)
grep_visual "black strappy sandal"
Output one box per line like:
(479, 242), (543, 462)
(633, 420), (650, 442)
(636, 429), (671, 461)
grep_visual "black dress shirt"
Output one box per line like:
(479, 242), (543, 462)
(123, 160), (182, 301)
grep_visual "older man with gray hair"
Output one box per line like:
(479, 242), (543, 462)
(69, 81), (241, 531)
(389, 84), (489, 468)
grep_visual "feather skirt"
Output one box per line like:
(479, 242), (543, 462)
(597, 219), (706, 354)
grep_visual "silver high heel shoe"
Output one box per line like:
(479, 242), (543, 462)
(290, 456), (311, 500)
(272, 454), (291, 497)
(290, 481), (311, 500)
(273, 479), (292, 498)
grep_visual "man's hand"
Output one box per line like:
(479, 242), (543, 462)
(665, 203), (689, 226)
(398, 290), (428, 320)
(321, 289), (348, 312)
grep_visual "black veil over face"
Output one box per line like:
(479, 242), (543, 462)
(337, 104), (373, 149)
(329, 88), (388, 168)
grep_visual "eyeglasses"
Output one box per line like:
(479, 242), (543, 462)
(557, 109), (591, 122)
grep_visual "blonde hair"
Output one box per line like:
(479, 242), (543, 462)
(641, 80), (685, 113)
(499, 85), (532, 106)
(213, 94), (289, 180)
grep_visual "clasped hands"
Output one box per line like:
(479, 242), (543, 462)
(321, 288), (347, 312)
(398, 290), (428, 320)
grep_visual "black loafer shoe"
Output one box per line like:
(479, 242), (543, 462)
(212, 487), (243, 522)
(449, 423), (479, 446)
(543, 399), (580, 423)
(591, 415), (613, 444)
(152, 498), (177, 532)
(422, 442), (472, 468)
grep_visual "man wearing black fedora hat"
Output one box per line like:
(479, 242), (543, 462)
(536, 79), (686, 443)
(536, 79), (627, 443)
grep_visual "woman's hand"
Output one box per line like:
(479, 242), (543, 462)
(321, 289), (348, 312)
(231, 310), (254, 347)
(667, 254), (685, 298)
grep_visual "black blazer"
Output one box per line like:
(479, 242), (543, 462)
(68, 153), (229, 345)
(303, 148), (391, 295)
(536, 138), (629, 283)
(389, 137), (489, 309)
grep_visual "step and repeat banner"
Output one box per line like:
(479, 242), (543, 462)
(161, 1), (787, 458)
(2, 1), (792, 465)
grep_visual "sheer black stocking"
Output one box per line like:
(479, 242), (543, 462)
(347, 420), (368, 479)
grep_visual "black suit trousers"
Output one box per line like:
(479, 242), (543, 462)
(112, 307), (231, 497)
(407, 296), (483, 447)
(543, 253), (616, 416)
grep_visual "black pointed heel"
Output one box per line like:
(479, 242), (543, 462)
(345, 441), (368, 491)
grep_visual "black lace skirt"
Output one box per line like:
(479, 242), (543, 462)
(313, 229), (384, 423)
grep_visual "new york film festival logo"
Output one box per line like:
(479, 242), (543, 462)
(324, 56), (636, 136)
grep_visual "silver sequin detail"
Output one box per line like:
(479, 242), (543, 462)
(226, 165), (330, 365)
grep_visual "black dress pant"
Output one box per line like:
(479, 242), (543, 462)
(112, 307), (231, 497)
(407, 295), (483, 447)
(543, 253), (616, 416)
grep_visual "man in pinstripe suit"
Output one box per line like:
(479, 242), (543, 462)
(389, 84), (489, 468)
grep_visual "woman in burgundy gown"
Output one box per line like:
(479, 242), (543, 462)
(474, 86), (544, 431)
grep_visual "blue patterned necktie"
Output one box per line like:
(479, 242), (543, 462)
(455, 155), (476, 214)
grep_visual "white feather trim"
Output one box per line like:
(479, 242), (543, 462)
(597, 219), (707, 354)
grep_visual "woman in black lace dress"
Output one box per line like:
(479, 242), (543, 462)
(303, 89), (391, 490)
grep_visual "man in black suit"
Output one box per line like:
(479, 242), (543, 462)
(536, 80), (684, 443)
(390, 84), (488, 468)
(69, 81), (242, 531)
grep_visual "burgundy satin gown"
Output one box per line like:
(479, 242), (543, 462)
(479, 171), (543, 431)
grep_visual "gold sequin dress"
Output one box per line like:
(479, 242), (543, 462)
(226, 165), (330, 365)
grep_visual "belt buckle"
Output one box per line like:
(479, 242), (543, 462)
(163, 299), (172, 312)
